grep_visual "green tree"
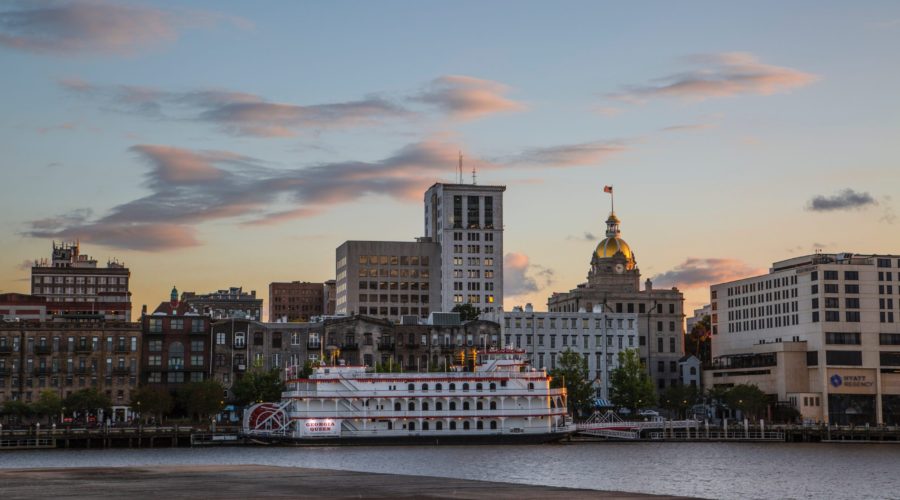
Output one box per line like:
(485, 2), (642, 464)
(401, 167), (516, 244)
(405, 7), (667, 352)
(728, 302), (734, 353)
(609, 349), (657, 413)
(130, 386), (174, 423)
(660, 384), (700, 419)
(685, 315), (711, 364)
(64, 388), (112, 418)
(1, 399), (33, 424)
(232, 369), (285, 406)
(177, 379), (225, 422)
(451, 304), (481, 321)
(33, 390), (64, 422)
(548, 349), (595, 417)
(725, 383), (768, 421)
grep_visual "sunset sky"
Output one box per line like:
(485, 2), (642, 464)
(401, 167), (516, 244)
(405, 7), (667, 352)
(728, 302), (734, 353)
(1, 1), (899, 318)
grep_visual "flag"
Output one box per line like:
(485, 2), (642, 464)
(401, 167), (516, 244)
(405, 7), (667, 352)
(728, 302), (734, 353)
(603, 185), (613, 194)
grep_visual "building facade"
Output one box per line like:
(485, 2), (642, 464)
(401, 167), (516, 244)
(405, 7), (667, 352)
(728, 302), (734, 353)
(181, 286), (262, 320)
(140, 288), (212, 393)
(335, 240), (441, 323)
(546, 210), (685, 392)
(30, 241), (132, 321)
(706, 252), (900, 425)
(424, 183), (505, 315)
(485, 304), (638, 400)
(269, 281), (326, 322)
(0, 318), (141, 419)
(0, 293), (48, 321)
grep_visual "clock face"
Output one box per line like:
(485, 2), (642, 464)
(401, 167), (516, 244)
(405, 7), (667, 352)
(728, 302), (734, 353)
(615, 263), (625, 274)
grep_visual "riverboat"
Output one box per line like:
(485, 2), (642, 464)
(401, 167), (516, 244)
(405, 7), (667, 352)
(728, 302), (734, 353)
(242, 349), (575, 444)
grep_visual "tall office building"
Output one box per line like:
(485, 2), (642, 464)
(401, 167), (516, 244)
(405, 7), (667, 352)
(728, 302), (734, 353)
(706, 252), (900, 425)
(30, 241), (132, 321)
(424, 183), (505, 315)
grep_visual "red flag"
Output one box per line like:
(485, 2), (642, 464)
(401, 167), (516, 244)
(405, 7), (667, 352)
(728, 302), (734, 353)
(603, 185), (613, 194)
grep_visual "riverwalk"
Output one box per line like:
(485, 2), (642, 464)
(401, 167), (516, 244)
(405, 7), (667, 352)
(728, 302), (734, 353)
(0, 465), (692, 499)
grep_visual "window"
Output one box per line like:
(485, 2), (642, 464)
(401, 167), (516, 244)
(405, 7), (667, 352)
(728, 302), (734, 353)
(191, 355), (204, 366)
(148, 340), (162, 352)
(825, 350), (862, 366)
(191, 340), (204, 352)
(216, 332), (226, 345)
(825, 311), (840, 322)
(148, 319), (162, 333)
(846, 311), (860, 322)
(170, 319), (184, 331)
(825, 332), (860, 345)
(191, 319), (205, 333)
(844, 271), (859, 280)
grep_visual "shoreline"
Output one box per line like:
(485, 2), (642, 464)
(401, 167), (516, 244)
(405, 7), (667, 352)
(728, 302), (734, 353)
(0, 464), (695, 499)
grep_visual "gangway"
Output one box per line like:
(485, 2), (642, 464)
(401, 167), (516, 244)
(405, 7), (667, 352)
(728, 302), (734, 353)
(576, 411), (700, 440)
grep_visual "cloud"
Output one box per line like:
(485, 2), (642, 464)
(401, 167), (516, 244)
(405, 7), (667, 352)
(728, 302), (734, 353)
(807, 189), (877, 212)
(567, 232), (597, 242)
(504, 252), (554, 297)
(504, 140), (627, 167)
(651, 258), (764, 290)
(413, 75), (525, 120)
(0, 0), (237, 56)
(659, 122), (717, 133)
(610, 52), (817, 103)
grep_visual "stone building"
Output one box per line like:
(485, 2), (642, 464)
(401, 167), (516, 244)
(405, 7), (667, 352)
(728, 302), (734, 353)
(0, 293), (48, 321)
(547, 209), (685, 392)
(181, 286), (262, 320)
(140, 288), (212, 392)
(209, 319), (322, 400)
(0, 317), (141, 420)
(30, 241), (132, 321)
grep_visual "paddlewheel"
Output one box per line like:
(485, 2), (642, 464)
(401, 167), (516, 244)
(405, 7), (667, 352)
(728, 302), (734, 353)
(243, 402), (291, 436)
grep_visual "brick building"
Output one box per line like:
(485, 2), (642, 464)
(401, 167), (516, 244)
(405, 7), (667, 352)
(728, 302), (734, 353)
(268, 281), (327, 322)
(181, 286), (262, 320)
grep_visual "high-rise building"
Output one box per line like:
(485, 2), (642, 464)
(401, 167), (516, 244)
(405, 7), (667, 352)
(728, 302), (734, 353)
(706, 252), (900, 425)
(269, 281), (326, 322)
(546, 208), (685, 393)
(335, 240), (441, 322)
(424, 183), (505, 315)
(30, 241), (131, 321)
(180, 286), (262, 320)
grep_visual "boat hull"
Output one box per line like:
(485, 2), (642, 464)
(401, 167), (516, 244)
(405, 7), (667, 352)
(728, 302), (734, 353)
(246, 430), (573, 446)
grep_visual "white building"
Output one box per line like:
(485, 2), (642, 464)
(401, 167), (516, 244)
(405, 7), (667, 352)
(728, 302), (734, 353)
(707, 252), (900, 425)
(485, 304), (638, 400)
(424, 183), (505, 315)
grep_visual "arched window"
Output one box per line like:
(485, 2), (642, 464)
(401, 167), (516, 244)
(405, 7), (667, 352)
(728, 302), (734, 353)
(490, 420), (497, 430)
(422, 383), (429, 391)
(489, 401), (497, 410)
(450, 401), (456, 410)
(463, 401), (470, 410)
(462, 383), (470, 391)
(394, 402), (401, 411)
(450, 421), (456, 430)
(476, 421), (483, 430)
(436, 421), (443, 430)
(408, 401), (415, 411)
(436, 401), (443, 411)
(423, 402), (429, 411)
(422, 421), (429, 431)
(690, 367), (697, 375)
(436, 383), (442, 392)
(409, 421), (416, 431)
(528, 382), (535, 390)
(489, 383), (496, 391)
(449, 383), (456, 392)
(463, 421), (470, 430)
(476, 401), (483, 410)
(476, 383), (483, 391)
(408, 383), (415, 391)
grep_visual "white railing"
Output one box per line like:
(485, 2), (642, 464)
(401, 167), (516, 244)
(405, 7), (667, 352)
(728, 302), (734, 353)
(288, 407), (569, 419)
(283, 388), (565, 399)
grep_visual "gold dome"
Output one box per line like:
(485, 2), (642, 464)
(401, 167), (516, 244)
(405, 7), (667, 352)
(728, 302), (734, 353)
(594, 237), (635, 270)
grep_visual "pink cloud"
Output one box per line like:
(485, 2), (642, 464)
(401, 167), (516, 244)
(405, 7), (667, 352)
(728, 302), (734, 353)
(504, 252), (554, 297)
(651, 258), (765, 290)
(415, 75), (525, 120)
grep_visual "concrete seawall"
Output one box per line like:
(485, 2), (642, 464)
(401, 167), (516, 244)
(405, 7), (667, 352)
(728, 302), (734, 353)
(0, 465), (695, 499)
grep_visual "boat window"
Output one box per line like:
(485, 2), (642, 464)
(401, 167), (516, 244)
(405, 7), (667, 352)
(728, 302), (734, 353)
(450, 421), (456, 430)
(423, 402), (429, 411)
(463, 383), (469, 391)
(408, 383), (414, 391)
(476, 383), (483, 391)
(476, 421), (483, 430)
(476, 401), (483, 410)
(422, 383), (428, 391)
(409, 422), (416, 431)
(490, 401), (497, 410)
(528, 382), (534, 390)
(463, 421), (470, 430)
(489, 383), (496, 391)
(463, 402), (470, 410)
(436, 402), (443, 411)
(436, 383), (442, 391)
(449, 383), (456, 391)
(408, 402), (415, 411)
(490, 421), (497, 430)
(394, 402), (401, 411)
(436, 421), (443, 430)
(450, 402), (457, 410)
(422, 421), (429, 431)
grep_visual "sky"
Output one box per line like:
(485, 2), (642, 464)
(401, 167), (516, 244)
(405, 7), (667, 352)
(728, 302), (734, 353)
(1, 0), (899, 319)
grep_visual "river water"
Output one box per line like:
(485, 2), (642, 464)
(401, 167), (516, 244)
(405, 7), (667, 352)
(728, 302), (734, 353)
(1, 443), (898, 499)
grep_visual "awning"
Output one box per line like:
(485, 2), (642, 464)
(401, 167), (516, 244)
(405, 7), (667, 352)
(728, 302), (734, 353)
(224, 405), (237, 411)
(594, 398), (614, 408)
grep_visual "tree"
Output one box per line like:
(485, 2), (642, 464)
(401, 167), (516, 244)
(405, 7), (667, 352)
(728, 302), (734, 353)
(374, 361), (402, 373)
(660, 384), (700, 419)
(451, 304), (481, 321)
(725, 383), (768, 421)
(177, 379), (225, 422)
(33, 390), (63, 422)
(130, 386), (174, 423)
(232, 369), (284, 406)
(685, 315), (711, 364)
(548, 349), (595, 418)
(1, 400), (33, 424)
(609, 349), (657, 413)
(64, 388), (111, 418)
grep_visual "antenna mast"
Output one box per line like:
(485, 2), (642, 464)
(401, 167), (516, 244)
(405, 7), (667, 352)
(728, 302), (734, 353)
(458, 151), (463, 184)
(472, 161), (477, 185)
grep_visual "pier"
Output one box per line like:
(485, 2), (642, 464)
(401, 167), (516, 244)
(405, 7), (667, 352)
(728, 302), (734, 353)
(0, 425), (243, 450)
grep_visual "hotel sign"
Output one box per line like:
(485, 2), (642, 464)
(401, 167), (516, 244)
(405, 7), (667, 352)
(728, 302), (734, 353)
(300, 419), (341, 437)
(828, 371), (876, 394)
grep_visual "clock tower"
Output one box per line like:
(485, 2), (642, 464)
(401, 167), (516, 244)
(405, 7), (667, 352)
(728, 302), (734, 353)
(586, 211), (640, 292)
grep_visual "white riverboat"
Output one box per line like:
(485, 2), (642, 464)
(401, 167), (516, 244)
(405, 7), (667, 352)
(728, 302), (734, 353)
(242, 349), (576, 444)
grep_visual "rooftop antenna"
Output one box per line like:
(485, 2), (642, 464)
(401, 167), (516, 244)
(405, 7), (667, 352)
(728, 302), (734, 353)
(458, 151), (463, 184)
(472, 160), (477, 185)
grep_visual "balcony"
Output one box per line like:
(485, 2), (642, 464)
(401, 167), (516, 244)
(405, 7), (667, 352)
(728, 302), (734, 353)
(75, 345), (93, 354)
(112, 367), (131, 376)
(74, 367), (92, 375)
(0, 346), (13, 355)
(341, 343), (359, 351)
(114, 345), (130, 353)
(33, 368), (50, 377)
(377, 342), (396, 350)
(34, 345), (52, 355)
(0, 368), (11, 377)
